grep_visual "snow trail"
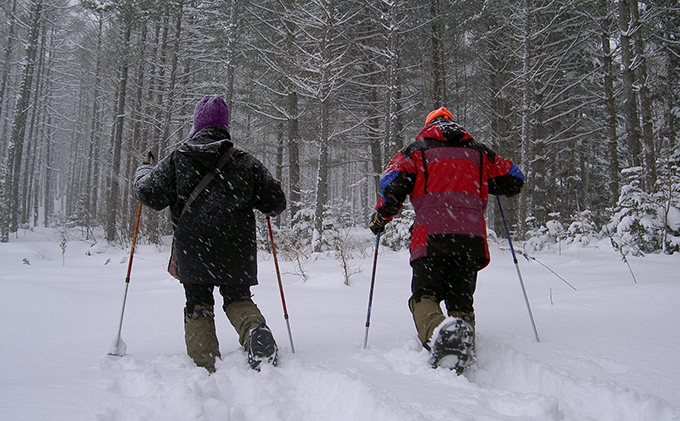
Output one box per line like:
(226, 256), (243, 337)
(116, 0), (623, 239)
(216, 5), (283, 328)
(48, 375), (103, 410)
(1, 228), (679, 420)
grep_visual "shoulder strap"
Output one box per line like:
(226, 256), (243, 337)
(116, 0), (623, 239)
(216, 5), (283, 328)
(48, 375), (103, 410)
(180, 146), (236, 217)
(420, 150), (429, 195)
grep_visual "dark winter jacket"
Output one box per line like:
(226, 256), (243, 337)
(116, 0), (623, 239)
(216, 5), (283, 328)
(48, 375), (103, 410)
(134, 126), (286, 286)
(376, 118), (525, 269)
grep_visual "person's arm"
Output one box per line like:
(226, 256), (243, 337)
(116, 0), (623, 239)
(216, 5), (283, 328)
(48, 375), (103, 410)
(252, 158), (286, 217)
(134, 153), (177, 210)
(487, 156), (525, 197)
(375, 150), (417, 218)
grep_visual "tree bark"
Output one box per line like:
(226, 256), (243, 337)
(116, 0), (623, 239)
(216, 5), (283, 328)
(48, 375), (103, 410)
(430, 0), (446, 108)
(601, 0), (619, 207)
(518, 0), (533, 235)
(619, 0), (642, 168)
(369, 82), (382, 203)
(225, 0), (238, 111)
(3, 0), (43, 240)
(629, 0), (655, 191)
(0, 0), (19, 149)
(106, 21), (132, 242)
(287, 91), (301, 221)
(314, 99), (330, 251)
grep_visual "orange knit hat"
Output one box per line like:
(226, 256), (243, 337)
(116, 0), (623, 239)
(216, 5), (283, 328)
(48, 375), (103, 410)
(425, 107), (454, 126)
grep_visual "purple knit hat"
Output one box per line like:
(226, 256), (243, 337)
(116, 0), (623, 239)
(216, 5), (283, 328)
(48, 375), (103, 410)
(189, 95), (230, 137)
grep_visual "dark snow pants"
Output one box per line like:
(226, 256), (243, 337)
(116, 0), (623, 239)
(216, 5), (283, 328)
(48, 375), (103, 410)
(184, 284), (253, 314)
(409, 256), (478, 314)
(408, 256), (478, 345)
(183, 284), (267, 347)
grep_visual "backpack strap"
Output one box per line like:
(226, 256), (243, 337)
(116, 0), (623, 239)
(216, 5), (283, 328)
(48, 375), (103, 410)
(420, 149), (429, 195)
(180, 146), (236, 217)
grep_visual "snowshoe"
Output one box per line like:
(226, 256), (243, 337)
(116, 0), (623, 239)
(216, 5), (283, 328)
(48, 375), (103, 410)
(247, 324), (278, 371)
(430, 317), (475, 374)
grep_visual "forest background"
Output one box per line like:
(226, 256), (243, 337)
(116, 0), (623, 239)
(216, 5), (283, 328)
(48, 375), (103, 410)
(1, 0), (678, 257)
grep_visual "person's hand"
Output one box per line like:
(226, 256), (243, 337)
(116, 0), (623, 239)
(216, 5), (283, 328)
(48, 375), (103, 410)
(369, 212), (389, 235)
(145, 151), (155, 164)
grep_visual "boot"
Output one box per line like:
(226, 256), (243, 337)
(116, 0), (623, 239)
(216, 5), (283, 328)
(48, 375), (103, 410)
(430, 313), (475, 374)
(224, 299), (267, 347)
(224, 299), (278, 370)
(246, 324), (278, 370)
(409, 295), (446, 348)
(449, 311), (476, 357)
(184, 305), (221, 373)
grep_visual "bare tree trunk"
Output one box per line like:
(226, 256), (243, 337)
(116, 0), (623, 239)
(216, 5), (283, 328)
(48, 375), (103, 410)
(149, 0), (184, 244)
(21, 27), (47, 226)
(225, 0), (238, 111)
(43, 113), (53, 227)
(32, 138), (40, 227)
(155, 13), (170, 156)
(385, 0), (404, 157)
(287, 91), (301, 221)
(430, 0), (446, 108)
(130, 21), (148, 241)
(313, 99), (330, 251)
(86, 12), (105, 228)
(659, 0), (678, 154)
(164, 0), (184, 150)
(3, 0), (43, 241)
(141, 20), (163, 244)
(369, 82), (382, 203)
(0, 0), (19, 147)
(275, 126), (284, 222)
(601, 0), (619, 207)
(106, 22), (132, 242)
(518, 0), (532, 235)
(629, 0), (655, 192)
(619, 0), (642, 168)
(284, 0), (301, 223)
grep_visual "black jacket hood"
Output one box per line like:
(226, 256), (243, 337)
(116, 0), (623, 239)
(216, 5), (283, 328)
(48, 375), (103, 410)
(177, 126), (234, 169)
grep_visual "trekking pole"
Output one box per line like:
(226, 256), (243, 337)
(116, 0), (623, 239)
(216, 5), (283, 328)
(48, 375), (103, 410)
(517, 250), (577, 291)
(266, 216), (295, 353)
(363, 230), (381, 349)
(496, 196), (540, 343)
(109, 153), (153, 356)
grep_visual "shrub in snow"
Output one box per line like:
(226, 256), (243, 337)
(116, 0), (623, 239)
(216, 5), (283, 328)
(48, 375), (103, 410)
(524, 213), (566, 252)
(324, 198), (356, 230)
(566, 210), (601, 247)
(329, 227), (365, 285)
(257, 209), (313, 281)
(605, 167), (664, 255)
(316, 199), (365, 253)
(523, 211), (603, 252)
(320, 201), (372, 284)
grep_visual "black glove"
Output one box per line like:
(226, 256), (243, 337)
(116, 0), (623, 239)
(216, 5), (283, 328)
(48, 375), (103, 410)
(369, 212), (389, 235)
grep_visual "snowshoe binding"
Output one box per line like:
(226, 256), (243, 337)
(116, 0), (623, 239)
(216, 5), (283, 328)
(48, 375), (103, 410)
(430, 316), (475, 374)
(247, 324), (278, 371)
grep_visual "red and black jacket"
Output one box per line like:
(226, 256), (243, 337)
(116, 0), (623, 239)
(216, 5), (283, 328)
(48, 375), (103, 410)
(376, 118), (525, 268)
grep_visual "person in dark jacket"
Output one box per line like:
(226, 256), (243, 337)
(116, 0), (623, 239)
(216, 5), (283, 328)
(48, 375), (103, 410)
(134, 95), (286, 372)
(369, 107), (525, 373)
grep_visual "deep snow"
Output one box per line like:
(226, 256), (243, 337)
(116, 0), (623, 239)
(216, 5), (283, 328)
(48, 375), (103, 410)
(1, 227), (679, 420)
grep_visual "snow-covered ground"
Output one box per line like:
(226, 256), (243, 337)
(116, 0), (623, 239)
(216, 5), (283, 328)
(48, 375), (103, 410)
(1, 227), (679, 420)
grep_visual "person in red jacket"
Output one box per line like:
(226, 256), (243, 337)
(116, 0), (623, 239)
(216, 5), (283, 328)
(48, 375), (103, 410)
(369, 107), (525, 373)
